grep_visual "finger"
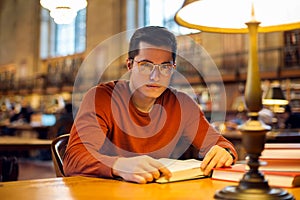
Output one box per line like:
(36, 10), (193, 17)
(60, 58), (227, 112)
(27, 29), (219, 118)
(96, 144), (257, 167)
(158, 166), (172, 179)
(215, 155), (227, 168)
(141, 160), (164, 180)
(144, 168), (162, 180)
(201, 146), (235, 175)
(129, 171), (155, 183)
(204, 150), (232, 174)
(147, 158), (172, 179)
(143, 172), (154, 182)
(216, 148), (233, 167)
(150, 169), (161, 179)
(131, 174), (147, 184)
(203, 157), (218, 175)
(201, 148), (216, 169)
(225, 156), (233, 167)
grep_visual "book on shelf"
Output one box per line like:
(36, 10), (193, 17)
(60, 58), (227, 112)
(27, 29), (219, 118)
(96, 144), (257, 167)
(212, 164), (300, 188)
(155, 158), (208, 183)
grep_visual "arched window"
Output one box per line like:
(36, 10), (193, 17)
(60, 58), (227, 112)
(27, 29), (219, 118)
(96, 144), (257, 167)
(144, 0), (198, 35)
(40, 8), (86, 59)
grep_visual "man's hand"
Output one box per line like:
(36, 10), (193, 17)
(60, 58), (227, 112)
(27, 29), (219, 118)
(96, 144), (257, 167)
(112, 155), (171, 184)
(200, 145), (234, 175)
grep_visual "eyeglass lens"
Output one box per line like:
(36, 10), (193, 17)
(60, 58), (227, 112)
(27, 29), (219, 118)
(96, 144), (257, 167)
(136, 61), (174, 76)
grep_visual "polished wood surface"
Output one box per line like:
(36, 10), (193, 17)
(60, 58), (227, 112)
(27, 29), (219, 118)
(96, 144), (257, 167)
(6, 123), (48, 130)
(0, 136), (51, 151)
(0, 122), (51, 139)
(0, 176), (299, 200)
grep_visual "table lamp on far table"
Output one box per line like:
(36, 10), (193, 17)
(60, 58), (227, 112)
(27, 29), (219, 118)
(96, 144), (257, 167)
(175, 0), (300, 199)
(263, 81), (289, 129)
(263, 81), (289, 113)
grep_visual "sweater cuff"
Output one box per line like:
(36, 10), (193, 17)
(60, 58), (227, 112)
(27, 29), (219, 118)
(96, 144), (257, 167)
(224, 148), (236, 161)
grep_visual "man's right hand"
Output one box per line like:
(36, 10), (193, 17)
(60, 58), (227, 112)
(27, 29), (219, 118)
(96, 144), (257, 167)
(112, 155), (171, 184)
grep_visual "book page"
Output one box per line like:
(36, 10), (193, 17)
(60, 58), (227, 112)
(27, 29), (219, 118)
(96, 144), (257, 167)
(156, 158), (206, 183)
(264, 143), (300, 149)
(158, 158), (203, 172)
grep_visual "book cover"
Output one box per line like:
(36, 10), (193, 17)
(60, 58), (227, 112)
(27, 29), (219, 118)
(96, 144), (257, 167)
(259, 158), (300, 172)
(155, 158), (208, 183)
(259, 143), (300, 171)
(261, 149), (300, 159)
(264, 143), (300, 149)
(261, 143), (300, 160)
(212, 164), (300, 188)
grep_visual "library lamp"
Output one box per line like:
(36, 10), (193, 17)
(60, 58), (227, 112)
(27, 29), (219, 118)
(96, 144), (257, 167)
(40, 0), (87, 24)
(263, 81), (289, 113)
(263, 81), (289, 129)
(175, 0), (300, 199)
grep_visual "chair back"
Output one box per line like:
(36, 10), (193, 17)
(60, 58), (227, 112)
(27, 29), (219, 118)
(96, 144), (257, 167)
(51, 134), (70, 177)
(0, 156), (18, 182)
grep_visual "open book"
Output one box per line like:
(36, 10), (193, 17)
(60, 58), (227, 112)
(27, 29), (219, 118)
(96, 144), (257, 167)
(155, 158), (207, 183)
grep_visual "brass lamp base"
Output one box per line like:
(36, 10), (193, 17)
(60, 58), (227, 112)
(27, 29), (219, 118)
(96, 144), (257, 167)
(214, 119), (295, 200)
(214, 185), (294, 200)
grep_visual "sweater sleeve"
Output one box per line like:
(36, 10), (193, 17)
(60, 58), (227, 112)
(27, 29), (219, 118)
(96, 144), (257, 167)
(63, 86), (118, 178)
(180, 93), (238, 162)
(195, 118), (238, 162)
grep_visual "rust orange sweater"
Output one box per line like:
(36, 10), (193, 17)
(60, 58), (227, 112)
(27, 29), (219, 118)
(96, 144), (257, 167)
(63, 80), (237, 178)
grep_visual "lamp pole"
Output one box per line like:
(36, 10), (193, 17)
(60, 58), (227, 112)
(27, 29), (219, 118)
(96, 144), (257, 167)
(214, 18), (294, 200)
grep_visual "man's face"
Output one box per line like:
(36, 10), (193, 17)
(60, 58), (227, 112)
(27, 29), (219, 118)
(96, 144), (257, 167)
(129, 42), (174, 99)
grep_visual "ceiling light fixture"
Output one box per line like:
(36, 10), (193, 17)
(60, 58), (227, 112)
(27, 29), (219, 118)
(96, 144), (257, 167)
(40, 0), (87, 24)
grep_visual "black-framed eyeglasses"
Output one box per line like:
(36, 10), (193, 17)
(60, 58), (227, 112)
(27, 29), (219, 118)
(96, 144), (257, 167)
(133, 60), (175, 76)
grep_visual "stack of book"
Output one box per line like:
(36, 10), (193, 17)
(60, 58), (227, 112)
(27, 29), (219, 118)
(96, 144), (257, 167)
(212, 143), (300, 188)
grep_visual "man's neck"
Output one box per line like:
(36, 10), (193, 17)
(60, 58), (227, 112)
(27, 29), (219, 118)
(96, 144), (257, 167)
(129, 82), (155, 113)
(132, 100), (154, 113)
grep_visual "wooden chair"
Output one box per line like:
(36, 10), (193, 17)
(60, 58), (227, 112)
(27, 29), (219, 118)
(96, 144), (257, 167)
(51, 134), (70, 177)
(0, 156), (18, 182)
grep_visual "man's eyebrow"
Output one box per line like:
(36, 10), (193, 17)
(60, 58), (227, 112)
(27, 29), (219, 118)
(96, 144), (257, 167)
(138, 59), (172, 64)
(138, 59), (152, 63)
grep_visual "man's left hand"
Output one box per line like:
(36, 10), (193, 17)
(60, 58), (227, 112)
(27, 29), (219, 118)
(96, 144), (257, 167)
(200, 145), (233, 176)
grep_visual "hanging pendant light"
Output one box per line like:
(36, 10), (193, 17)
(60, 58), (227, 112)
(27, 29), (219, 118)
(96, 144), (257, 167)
(40, 0), (87, 24)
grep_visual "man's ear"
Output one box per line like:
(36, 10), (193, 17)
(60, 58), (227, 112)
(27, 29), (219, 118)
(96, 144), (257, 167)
(126, 59), (133, 70)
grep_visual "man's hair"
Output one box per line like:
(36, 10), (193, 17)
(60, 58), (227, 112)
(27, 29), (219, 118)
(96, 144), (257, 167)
(128, 26), (177, 62)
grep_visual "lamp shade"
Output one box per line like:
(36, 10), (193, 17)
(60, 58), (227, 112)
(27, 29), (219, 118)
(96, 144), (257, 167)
(263, 83), (289, 106)
(175, 0), (300, 33)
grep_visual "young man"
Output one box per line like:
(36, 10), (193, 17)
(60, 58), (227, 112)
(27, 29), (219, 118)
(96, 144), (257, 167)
(63, 26), (237, 184)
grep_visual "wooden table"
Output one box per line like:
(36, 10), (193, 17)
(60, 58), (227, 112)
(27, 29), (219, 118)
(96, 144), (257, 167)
(5, 123), (51, 139)
(266, 129), (300, 142)
(0, 176), (299, 200)
(222, 129), (300, 143)
(221, 129), (300, 159)
(0, 136), (52, 181)
(0, 136), (52, 151)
